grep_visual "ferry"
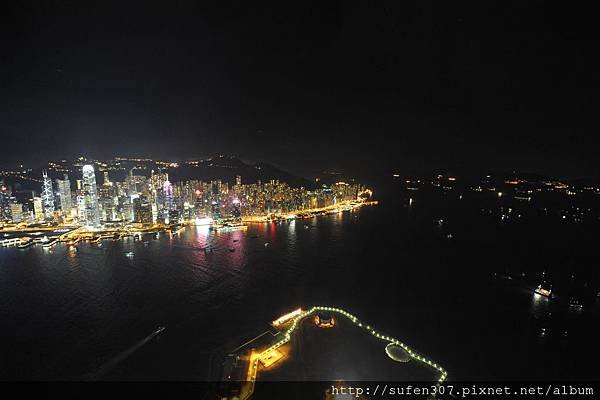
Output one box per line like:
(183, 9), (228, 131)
(534, 283), (552, 298)
(216, 222), (247, 232)
(569, 296), (583, 310)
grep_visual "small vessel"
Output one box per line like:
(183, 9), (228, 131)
(154, 326), (166, 335)
(534, 282), (552, 298)
(125, 251), (135, 258)
(569, 295), (584, 309)
(143, 241), (150, 246)
(216, 222), (248, 232)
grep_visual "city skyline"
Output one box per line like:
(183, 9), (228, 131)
(1, 157), (373, 229)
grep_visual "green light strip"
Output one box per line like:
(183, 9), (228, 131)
(259, 306), (448, 384)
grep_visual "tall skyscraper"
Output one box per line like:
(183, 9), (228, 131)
(41, 171), (55, 219)
(33, 197), (44, 221)
(103, 171), (111, 186)
(0, 183), (10, 221)
(163, 180), (174, 211)
(10, 203), (22, 223)
(232, 198), (241, 220)
(81, 165), (100, 228)
(133, 197), (152, 223)
(55, 174), (72, 214)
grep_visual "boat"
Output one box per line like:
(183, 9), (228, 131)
(216, 222), (248, 232)
(154, 326), (166, 335)
(534, 282), (552, 298)
(569, 296), (583, 309)
(125, 251), (135, 258)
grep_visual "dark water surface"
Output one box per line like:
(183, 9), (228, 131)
(1, 191), (599, 381)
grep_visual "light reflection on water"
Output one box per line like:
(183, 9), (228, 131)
(0, 204), (598, 381)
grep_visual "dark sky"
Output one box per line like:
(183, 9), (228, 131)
(1, 1), (599, 177)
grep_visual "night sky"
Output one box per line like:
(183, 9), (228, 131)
(2, 1), (599, 178)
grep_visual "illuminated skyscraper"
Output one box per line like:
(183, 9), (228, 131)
(10, 203), (22, 223)
(232, 198), (241, 220)
(33, 197), (44, 221)
(81, 165), (100, 228)
(103, 171), (111, 186)
(55, 174), (72, 214)
(133, 197), (152, 223)
(163, 179), (174, 211)
(41, 171), (55, 219)
(0, 183), (10, 221)
(162, 179), (174, 223)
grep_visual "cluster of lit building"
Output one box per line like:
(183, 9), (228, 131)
(1, 164), (371, 230)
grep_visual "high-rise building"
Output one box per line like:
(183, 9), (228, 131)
(133, 197), (152, 223)
(55, 174), (72, 214)
(103, 171), (111, 186)
(33, 197), (44, 221)
(10, 203), (22, 223)
(236, 175), (242, 186)
(41, 171), (55, 219)
(163, 180), (174, 211)
(0, 183), (10, 221)
(81, 165), (101, 228)
(232, 198), (241, 220)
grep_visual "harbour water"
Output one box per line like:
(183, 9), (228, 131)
(1, 189), (598, 381)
